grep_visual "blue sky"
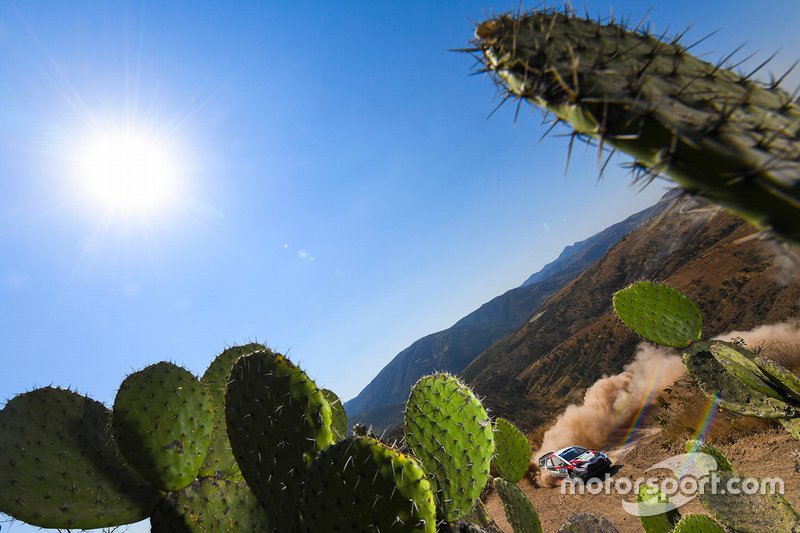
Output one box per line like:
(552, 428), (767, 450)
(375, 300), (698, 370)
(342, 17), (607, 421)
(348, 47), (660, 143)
(1, 1), (799, 530)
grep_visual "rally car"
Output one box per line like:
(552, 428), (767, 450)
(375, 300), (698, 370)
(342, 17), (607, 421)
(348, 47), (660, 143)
(538, 446), (611, 480)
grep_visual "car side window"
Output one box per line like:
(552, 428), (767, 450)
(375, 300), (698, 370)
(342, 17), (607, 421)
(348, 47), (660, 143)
(545, 458), (555, 469)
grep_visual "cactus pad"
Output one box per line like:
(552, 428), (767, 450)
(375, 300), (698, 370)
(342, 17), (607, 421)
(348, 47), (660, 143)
(672, 514), (725, 533)
(493, 478), (542, 533)
(685, 440), (733, 473)
(709, 342), (787, 401)
(493, 418), (531, 483)
(683, 341), (798, 418)
(199, 343), (266, 479)
(113, 362), (214, 492)
(301, 435), (436, 532)
(474, 9), (800, 242)
(0, 387), (159, 529)
(612, 282), (701, 348)
(753, 354), (800, 403)
(150, 477), (270, 532)
(557, 513), (619, 533)
(225, 350), (333, 528)
(404, 373), (494, 522)
(321, 388), (348, 442)
(699, 471), (800, 531)
(637, 484), (681, 533)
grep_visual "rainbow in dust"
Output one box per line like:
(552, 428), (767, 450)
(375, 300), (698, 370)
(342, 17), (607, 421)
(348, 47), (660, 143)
(617, 366), (664, 448)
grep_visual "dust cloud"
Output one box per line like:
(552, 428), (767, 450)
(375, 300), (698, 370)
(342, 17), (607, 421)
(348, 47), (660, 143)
(533, 320), (800, 486)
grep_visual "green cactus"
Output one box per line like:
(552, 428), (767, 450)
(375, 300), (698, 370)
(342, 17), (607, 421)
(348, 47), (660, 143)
(636, 484), (681, 533)
(672, 514), (725, 533)
(556, 513), (619, 533)
(199, 343), (266, 479)
(492, 418), (531, 483)
(685, 439), (733, 473)
(699, 471), (800, 532)
(493, 478), (542, 533)
(0, 387), (160, 529)
(464, 499), (497, 530)
(300, 435), (436, 532)
(404, 373), (495, 522)
(474, 9), (800, 243)
(321, 388), (348, 442)
(225, 350), (333, 529)
(683, 341), (799, 418)
(612, 282), (702, 348)
(151, 477), (270, 532)
(112, 362), (214, 492)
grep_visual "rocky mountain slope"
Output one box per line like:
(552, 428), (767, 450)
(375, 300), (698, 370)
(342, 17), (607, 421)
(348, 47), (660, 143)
(345, 193), (676, 430)
(462, 198), (800, 431)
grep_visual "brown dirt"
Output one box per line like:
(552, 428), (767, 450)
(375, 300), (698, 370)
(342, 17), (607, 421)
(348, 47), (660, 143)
(486, 428), (800, 532)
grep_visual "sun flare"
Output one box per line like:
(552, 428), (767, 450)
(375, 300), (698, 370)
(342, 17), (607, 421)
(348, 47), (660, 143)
(77, 131), (179, 214)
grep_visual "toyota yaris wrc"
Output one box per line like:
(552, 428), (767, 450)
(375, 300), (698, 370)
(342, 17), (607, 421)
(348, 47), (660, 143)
(538, 446), (611, 480)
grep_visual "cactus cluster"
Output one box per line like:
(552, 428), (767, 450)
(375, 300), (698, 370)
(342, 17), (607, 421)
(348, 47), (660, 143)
(473, 8), (800, 243)
(0, 345), (534, 532)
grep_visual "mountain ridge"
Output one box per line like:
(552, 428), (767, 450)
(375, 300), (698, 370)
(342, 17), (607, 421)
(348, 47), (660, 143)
(345, 191), (678, 429)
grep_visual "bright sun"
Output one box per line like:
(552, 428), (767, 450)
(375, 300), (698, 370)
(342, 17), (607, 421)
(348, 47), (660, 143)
(77, 131), (179, 214)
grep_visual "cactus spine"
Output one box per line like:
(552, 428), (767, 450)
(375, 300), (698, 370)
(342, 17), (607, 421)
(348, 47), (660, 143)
(474, 9), (800, 243)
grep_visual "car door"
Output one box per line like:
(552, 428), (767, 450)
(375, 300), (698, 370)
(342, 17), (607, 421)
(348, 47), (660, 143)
(546, 456), (566, 478)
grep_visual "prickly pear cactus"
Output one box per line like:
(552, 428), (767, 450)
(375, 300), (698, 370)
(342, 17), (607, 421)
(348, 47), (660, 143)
(112, 362), (214, 492)
(612, 282), (701, 348)
(493, 478), (542, 533)
(300, 435), (436, 532)
(637, 484), (681, 533)
(0, 387), (160, 529)
(199, 343), (266, 479)
(699, 471), (800, 532)
(404, 373), (495, 522)
(321, 388), (348, 442)
(683, 341), (799, 418)
(557, 513), (619, 533)
(474, 8), (800, 243)
(493, 418), (532, 483)
(150, 477), (270, 532)
(685, 439), (733, 473)
(225, 350), (333, 529)
(672, 514), (725, 533)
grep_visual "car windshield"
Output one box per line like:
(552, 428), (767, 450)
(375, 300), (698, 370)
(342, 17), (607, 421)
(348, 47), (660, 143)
(559, 447), (588, 461)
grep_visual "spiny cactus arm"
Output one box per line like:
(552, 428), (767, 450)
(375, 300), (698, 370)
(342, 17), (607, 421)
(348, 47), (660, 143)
(493, 418), (532, 483)
(683, 341), (799, 418)
(636, 484), (681, 533)
(493, 478), (542, 533)
(112, 362), (214, 492)
(474, 9), (800, 243)
(404, 373), (495, 523)
(699, 471), (800, 531)
(672, 514), (725, 533)
(150, 477), (269, 532)
(612, 281), (702, 348)
(199, 343), (266, 479)
(0, 387), (160, 529)
(300, 436), (436, 532)
(321, 388), (348, 442)
(225, 350), (333, 529)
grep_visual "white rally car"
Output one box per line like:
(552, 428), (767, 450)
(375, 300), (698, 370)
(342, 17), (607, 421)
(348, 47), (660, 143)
(538, 446), (611, 480)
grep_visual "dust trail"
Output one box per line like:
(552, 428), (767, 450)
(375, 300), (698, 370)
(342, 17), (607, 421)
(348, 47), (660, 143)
(714, 319), (800, 351)
(534, 344), (683, 485)
(534, 320), (800, 486)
